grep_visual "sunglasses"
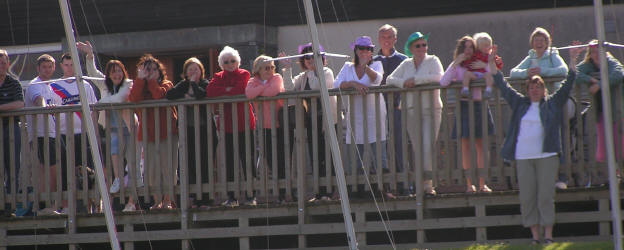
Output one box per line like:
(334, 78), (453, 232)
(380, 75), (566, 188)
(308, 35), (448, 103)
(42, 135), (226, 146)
(264, 65), (276, 71)
(356, 46), (374, 52)
(303, 55), (313, 60)
(412, 43), (427, 48)
(223, 59), (237, 65)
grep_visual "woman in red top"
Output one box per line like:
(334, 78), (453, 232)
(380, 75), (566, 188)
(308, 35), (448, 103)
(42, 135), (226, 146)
(206, 46), (256, 206)
(129, 54), (178, 210)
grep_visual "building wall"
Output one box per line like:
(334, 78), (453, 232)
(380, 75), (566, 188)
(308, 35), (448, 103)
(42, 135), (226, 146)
(278, 5), (624, 76)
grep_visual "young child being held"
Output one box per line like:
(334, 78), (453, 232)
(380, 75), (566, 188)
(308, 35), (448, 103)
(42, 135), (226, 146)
(460, 32), (503, 99)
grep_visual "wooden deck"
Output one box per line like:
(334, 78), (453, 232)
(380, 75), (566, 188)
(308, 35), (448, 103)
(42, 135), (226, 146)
(0, 76), (622, 249)
(0, 187), (617, 249)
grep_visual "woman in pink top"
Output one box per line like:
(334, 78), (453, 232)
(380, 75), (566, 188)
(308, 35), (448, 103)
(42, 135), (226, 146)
(245, 55), (286, 193)
(441, 36), (494, 193)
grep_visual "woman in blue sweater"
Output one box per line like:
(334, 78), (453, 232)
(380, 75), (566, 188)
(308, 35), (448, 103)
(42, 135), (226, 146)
(492, 41), (582, 245)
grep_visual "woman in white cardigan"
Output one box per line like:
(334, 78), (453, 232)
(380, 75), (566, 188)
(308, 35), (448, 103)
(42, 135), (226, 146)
(335, 36), (388, 178)
(386, 32), (443, 196)
(77, 41), (139, 211)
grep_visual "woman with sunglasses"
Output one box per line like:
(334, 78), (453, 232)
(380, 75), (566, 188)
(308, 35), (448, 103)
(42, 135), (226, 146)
(282, 43), (338, 201)
(335, 36), (389, 195)
(576, 40), (624, 164)
(245, 55), (286, 202)
(206, 46), (256, 206)
(129, 54), (178, 210)
(492, 42), (582, 245)
(387, 32), (443, 196)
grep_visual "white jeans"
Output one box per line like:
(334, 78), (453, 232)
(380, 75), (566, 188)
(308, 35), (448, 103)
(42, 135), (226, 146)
(406, 107), (442, 173)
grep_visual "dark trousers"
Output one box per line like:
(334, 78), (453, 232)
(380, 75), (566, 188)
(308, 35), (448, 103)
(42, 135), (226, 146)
(306, 114), (329, 177)
(225, 132), (255, 182)
(186, 125), (218, 185)
(61, 134), (95, 168)
(262, 128), (285, 179)
(3, 123), (20, 193)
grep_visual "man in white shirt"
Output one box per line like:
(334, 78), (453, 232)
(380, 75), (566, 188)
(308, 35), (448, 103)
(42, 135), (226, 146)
(52, 53), (98, 174)
(25, 54), (65, 215)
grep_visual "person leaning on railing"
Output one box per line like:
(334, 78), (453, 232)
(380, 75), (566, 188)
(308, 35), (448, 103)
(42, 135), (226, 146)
(0, 49), (25, 216)
(245, 55), (286, 203)
(386, 32), (443, 197)
(575, 40), (624, 165)
(281, 42), (339, 201)
(26, 54), (65, 216)
(205, 46), (256, 207)
(77, 41), (140, 212)
(128, 54), (178, 210)
(166, 57), (216, 209)
(440, 36), (495, 194)
(492, 41), (582, 245)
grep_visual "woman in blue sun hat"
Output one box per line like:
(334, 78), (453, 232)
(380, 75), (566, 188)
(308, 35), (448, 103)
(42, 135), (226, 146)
(387, 32), (444, 196)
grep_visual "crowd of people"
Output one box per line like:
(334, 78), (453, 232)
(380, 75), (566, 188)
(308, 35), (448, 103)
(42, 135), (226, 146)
(0, 24), (622, 244)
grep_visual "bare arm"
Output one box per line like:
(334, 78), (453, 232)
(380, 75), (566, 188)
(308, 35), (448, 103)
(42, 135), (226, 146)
(0, 101), (24, 111)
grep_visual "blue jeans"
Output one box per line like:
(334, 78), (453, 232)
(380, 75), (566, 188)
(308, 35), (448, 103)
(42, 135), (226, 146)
(3, 123), (20, 193)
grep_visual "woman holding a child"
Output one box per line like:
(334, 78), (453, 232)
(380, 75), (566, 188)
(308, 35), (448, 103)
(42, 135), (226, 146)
(440, 34), (496, 193)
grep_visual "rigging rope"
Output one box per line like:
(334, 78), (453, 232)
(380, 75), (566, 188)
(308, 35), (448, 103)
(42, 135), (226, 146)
(608, 0), (623, 59)
(6, 0), (16, 45)
(16, 0), (30, 81)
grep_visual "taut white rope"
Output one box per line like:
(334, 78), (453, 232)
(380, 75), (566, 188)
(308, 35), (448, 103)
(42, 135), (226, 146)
(31, 76), (105, 85)
(267, 52), (350, 62)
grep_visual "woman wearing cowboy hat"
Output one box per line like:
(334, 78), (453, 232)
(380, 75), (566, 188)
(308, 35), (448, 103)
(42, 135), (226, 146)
(387, 32), (444, 196)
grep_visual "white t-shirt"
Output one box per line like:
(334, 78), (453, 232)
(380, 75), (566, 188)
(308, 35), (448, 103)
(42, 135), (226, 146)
(25, 77), (63, 139)
(515, 102), (558, 160)
(50, 79), (98, 135)
(334, 61), (387, 144)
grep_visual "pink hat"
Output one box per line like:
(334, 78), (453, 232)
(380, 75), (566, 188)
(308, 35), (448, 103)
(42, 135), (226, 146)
(298, 43), (325, 54)
(350, 36), (375, 50)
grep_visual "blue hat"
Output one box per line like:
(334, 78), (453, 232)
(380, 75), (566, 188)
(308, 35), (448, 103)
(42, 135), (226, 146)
(404, 32), (429, 57)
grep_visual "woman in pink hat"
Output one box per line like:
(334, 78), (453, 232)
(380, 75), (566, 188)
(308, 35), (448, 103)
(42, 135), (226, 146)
(281, 43), (338, 201)
(335, 36), (389, 195)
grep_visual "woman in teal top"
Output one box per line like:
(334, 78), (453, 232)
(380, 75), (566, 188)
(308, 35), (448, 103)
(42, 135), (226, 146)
(576, 40), (624, 163)
(510, 27), (568, 80)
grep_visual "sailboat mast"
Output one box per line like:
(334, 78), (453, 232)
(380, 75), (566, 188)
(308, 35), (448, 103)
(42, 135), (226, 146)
(301, 0), (359, 249)
(57, 0), (121, 249)
(592, 0), (623, 249)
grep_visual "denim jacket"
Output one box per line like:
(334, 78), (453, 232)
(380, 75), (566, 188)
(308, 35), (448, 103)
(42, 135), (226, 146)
(494, 70), (576, 161)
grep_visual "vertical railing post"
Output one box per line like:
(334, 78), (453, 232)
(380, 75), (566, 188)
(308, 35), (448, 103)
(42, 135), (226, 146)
(178, 105), (190, 250)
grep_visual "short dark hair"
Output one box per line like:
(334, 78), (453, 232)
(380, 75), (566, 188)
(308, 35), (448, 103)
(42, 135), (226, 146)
(37, 54), (55, 66)
(61, 53), (72, 62)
